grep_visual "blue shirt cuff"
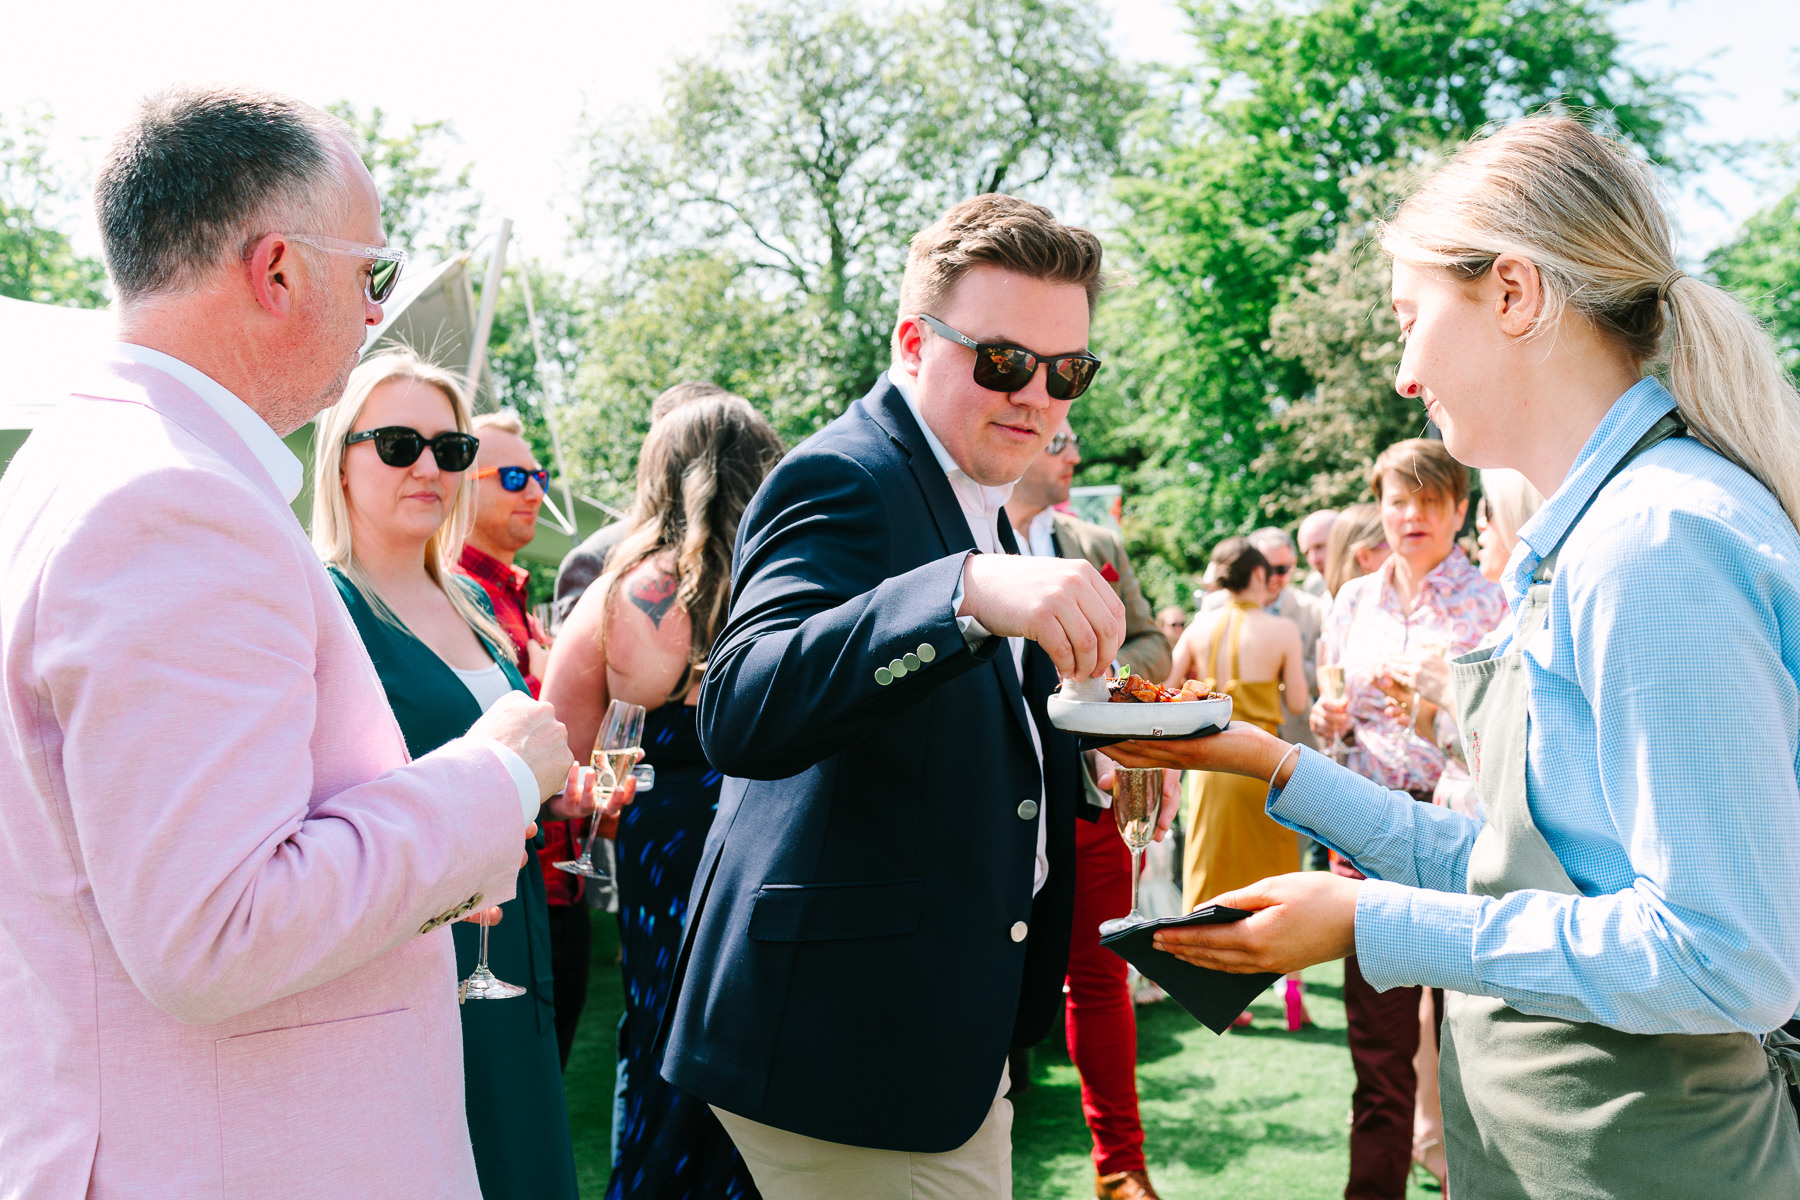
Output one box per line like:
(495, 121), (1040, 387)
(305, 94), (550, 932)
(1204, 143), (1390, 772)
(1266, 744), (1394, 860)
(1355, 878), (1485, 994)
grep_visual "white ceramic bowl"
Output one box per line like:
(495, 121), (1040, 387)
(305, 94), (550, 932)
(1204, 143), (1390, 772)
(1045, 691), (1234, 738)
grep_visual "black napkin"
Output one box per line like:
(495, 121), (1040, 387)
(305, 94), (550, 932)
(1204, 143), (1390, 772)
(1099, 905), (1281, 1034)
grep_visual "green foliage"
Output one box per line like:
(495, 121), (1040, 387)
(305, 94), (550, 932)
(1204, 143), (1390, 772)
(574, 0), (1142, 440)
(1707, 175), (1800, 384)
(328, 102), (482, 257)
(0, 106), (106, 307)
(1101, 0), (1691, 596)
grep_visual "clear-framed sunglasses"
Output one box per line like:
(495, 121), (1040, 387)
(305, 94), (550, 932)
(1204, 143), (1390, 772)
(268, 233), (407, 303)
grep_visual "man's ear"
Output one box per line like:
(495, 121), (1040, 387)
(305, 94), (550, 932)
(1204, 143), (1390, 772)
(246, 233), (297, 319)
(1490, 253), (1542, 338)
(894, 316), (925, 373)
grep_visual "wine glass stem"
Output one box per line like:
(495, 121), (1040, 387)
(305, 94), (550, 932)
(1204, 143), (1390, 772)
(1127, 846), (1144, 920)
(580, 792), (609, 862)
(477, 918), (491, 973)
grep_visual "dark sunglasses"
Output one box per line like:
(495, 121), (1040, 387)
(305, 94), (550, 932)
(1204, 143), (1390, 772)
(1046, 431), (1080, 455)
(1267, 563), (1293, 576)
(345, 426), (480, 472)
(477, 465), (550, 493)
(915, 314), (1102, 401)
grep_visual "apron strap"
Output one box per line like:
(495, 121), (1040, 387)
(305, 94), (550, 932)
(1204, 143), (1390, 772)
(1534, 412), (1687, 584)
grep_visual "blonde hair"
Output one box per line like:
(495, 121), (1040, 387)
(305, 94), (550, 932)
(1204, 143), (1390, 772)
(893, 194), (1104, 358)
(312, 351), (511, 653)
(1478, 468), (1544, 545)
(1325, 502), (1385, 597)
(1382, 114), (1800, 528)
(472, 409), (524, 437)
(592, 392), (785, 704)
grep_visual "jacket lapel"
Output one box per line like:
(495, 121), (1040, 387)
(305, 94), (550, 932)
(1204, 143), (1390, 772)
(862, 375), (978, 559)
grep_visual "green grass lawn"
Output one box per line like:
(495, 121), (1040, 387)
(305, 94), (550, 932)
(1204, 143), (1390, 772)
(563, 917), (1442, 1199)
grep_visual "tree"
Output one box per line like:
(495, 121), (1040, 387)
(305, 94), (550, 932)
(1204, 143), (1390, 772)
(1098, 0), (1691, 596)
(329, 102), (482, 258)
(574, 0), (1142, 439)
(0, 106), (106, 307)
(1707, 175), (1800, 385)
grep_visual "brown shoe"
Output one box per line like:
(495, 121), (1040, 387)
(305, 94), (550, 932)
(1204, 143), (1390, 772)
(1095, 1169), (1162, 1200)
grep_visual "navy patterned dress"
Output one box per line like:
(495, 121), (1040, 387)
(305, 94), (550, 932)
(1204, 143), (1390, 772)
(606, 703), (760, 1200)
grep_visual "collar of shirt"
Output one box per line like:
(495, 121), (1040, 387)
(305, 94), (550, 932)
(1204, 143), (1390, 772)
(1020, 506), (1057, 558)
(458, 541), (529, 601)
(1505, 376), (1679, 612)
(1374, 543), (1481, 611)
(891, 370), (1015, 552)
(112, 342), (305, 504)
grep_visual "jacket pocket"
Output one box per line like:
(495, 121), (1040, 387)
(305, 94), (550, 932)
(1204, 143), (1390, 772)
(748, 877), (925, 942)
(216, 1008), (447, 1199)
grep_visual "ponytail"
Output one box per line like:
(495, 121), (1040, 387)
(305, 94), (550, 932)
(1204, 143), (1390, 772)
(1382, 114), (1800, 530)
(1660, 276), (1800, 527)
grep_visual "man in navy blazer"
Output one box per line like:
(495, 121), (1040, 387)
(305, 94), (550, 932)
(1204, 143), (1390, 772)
(664, 195), (1145, 1197)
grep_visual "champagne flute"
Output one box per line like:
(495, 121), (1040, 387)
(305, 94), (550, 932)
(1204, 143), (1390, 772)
(459, 908), (526, 1002)
(1319, 664), (1347, 762)
(1100, 766), (1163, 935)
(554, 699), (647, 881)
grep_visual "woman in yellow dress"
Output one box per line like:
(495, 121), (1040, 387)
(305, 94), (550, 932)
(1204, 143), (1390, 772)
(1168, 537), (1311, 915)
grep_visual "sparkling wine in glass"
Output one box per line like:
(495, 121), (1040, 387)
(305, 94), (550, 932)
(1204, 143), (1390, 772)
(1100, 766), (1163, 935)
(554, 699), (647, 881)
(1319, 664), (1347, 762)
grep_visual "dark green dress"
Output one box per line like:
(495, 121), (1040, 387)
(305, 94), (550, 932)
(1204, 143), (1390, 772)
(331, 567), (578, 1200)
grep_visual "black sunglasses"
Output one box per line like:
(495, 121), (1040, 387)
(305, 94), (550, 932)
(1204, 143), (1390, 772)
(915, 314), (1102, 401)
(345, 426), (480, 472)
(478, 465), (551, 493)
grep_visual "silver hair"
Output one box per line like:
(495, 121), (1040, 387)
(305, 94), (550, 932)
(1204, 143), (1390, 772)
(95, 85), (353, 304)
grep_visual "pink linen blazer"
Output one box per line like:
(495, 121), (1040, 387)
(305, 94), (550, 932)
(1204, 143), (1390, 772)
(0, 360), (527, 1199)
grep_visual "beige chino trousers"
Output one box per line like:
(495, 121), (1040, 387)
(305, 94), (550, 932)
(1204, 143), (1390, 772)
(710, 1072), (1013, 1200)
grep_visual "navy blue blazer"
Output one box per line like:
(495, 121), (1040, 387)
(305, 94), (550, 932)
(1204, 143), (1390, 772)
(660, 375), (1085, 1153)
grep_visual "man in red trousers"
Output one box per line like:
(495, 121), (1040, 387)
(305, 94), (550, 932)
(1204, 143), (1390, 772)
(1007, 419), (1172, 1200)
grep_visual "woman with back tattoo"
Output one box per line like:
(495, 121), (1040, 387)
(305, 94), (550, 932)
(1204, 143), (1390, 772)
(543, 391), (784, 1200)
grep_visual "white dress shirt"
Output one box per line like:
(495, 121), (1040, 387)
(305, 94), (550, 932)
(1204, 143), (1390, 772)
(893, 371), (1048, 896)
(112, 343), (542, 823)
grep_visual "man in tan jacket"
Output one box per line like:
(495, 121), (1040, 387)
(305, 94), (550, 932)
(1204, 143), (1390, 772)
(1007, 419), (1169, 1200)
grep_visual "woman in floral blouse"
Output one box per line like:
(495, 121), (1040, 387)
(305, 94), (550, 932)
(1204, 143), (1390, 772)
(1310, 438), (1505, 1199)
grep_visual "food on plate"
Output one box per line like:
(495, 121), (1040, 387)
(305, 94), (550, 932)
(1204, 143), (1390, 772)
(1107, 674), (1226, 704)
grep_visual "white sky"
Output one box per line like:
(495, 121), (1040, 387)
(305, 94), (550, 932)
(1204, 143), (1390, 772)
(5, 0), (1797, 264)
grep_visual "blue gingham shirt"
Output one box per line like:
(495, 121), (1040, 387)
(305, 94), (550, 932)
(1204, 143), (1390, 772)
(1270, 378), (1800, 1035)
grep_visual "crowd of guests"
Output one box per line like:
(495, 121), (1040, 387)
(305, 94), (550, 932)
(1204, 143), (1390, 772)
(7, 83), (1800, 1200)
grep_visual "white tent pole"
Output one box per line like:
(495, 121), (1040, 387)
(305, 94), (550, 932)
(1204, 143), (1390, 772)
(517, 252), (579, 534)
(465, 217), (512, 409)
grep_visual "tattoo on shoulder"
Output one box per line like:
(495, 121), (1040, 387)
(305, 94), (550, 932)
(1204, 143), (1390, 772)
(629, 572), (679, 628)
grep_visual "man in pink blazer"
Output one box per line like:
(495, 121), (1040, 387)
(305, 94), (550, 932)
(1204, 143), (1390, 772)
(0, 87), (575, 1198)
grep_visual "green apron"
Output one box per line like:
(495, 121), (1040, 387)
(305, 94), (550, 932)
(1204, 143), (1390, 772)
(1440, 415), (1800, 1198)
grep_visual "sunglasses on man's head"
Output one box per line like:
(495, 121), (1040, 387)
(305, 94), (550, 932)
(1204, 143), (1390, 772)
(915, 314), (1102, 401)
(345, 426), (480, 472)
(477, 465), (550, 494)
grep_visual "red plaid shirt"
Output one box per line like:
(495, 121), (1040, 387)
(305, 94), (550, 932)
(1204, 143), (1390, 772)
(456, 543), (583, 905)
